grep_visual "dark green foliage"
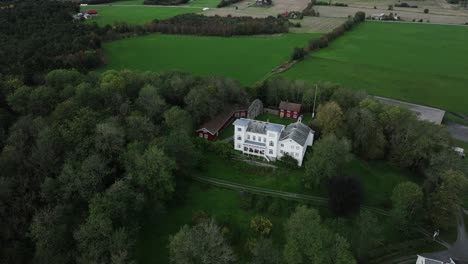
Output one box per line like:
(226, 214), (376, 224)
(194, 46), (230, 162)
(0, 0), (102, 82)
(217, 0), (243, 7)
(291, 47), (307, 61)
(0, 70), (248, 264)
(328, 176), (362, 216)
(144, 0), (189, 5)
(147, 14), (289, 36)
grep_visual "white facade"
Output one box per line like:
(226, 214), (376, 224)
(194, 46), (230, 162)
(233, 118), (314, 166)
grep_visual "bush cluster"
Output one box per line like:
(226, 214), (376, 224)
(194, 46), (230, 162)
(145, 14), (289, 36)
(217, 0), (243, 7)
(314, 1), (348, 6)
(395, 2), (418, 8)
(144, 0), (189, 5)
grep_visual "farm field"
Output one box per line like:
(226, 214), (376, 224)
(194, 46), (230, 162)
(81, 5), (201, 25)
(102, 33), (319, 85)
(282, 22), (468, 115)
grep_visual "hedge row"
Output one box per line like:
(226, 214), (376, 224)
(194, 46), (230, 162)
(290, 11), (366, 61)
(217, 0), (243, 7)
(146, 14), (289, 36)
(144, 0), (189, 5)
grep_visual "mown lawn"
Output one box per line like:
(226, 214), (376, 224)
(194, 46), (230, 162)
(282, 22), (468, 115)
(200, 152), (417, 208)
(81, 5), (200, 25)
(102, 33), (318, 85)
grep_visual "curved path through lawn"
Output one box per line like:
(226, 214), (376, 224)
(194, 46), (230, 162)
(193, 175), (451, 248)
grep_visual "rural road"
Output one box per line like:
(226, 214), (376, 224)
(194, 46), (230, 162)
(193, 175), (451, 248)
(446, 123), (468, 143)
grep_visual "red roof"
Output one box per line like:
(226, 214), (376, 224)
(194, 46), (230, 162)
(197, 105), (246, 135)
(279, 101), (301, 112)
(86, 10), (98, 15)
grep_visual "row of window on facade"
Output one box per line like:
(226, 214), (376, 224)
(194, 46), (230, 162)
(242, 146), (268, 155)
(280, 150), (300, 157)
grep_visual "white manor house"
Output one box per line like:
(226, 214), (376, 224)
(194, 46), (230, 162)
(232, 118), (314, 166)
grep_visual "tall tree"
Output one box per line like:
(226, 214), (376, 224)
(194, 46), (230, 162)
(304, 135), (352, 187)
(431, 170), (468, 229)
(169, 219), (236, 264)
(391, 182), (423, 235)
(316, 101), (344, 135)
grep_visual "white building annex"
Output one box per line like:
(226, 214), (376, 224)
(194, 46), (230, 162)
(232, 118), (314, 166)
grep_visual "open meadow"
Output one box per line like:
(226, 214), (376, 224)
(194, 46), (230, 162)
(282, 21), (468, 115)
(101, 33), (319, 85)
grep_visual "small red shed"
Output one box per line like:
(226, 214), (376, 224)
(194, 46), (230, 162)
(279, 101), (301, 120)
(196, 105), (247, 141)
(86, 9), (98, 15)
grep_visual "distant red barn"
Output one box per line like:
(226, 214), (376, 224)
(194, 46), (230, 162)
(196, 105), (247, 141)
(86, 9), (98, 15)
(279, 101), (301, 120)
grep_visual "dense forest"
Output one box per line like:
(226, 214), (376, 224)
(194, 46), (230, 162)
(0, 69), (248, 264)
(0, 0), (102, 84)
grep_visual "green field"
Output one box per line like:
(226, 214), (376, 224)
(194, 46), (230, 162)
(81, 5), (200, 25)
(282, 22), (468, 115)
(102, 33), (318, 85)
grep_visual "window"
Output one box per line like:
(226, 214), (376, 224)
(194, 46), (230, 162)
(237, 137), (242, 140)
(237, 128), (241, 131)
(247, 135), (250, 140)
(257, 136), (261, 142)
(235, 112), (239, 117)
(253, 136), (256, 141)
(268, 133), (274, 137)
(291, 146), (294, 149)
(269, 149), (273, 154)
(280, 150), (284, 154)
(296, 146), (299, 150)
(269, 141), (274, 147)
(204, 134), (208, 139)
(199, 133), (203, 138)
(280, 144), (284, 147)
(244, 147), (248, 151)
(295, 153), (299, 157)
(237, 144), (241, 148)
(263, 138), (266, 143)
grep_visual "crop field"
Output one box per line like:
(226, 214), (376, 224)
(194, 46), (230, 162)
(81, 5), (200, 25)
(282, 22), (468, 115)
(102, 33), (319, 85)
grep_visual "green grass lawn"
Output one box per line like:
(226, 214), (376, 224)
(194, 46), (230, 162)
(200, 152), (417, 208)
(81, 5), (200, 25)
(102, 33), (318, 85)
(281, 22), (468, 115)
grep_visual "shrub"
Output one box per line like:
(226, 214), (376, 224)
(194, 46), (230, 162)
(328, 175), (362, 216)
(291, 47), (307, 61)
(255, 195), (270, 212)
(144, 0), (189, 4)
(267, 198), (282, 215)
(250, 216), (273, 236)
(354, 11), (366, 22)
(388, 4), (393, 10)
(240, 192), (255, 210)
(424, 8), (429, 13)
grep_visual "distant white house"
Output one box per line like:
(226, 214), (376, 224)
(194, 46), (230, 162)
(233, 118), (314, 166)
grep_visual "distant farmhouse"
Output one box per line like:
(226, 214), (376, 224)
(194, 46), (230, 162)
(279, 101), (302, 120)
(196, 105), (247, 141)
(233, 118), (314, 166)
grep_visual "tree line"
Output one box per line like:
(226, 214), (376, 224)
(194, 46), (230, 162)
(0, 0), (103, 84)
(0, 70), (248, 264)
(145, 14), (290, 36)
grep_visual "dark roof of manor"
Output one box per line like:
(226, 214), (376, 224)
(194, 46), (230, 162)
(279, 101), (301, 112)
(197, 104), (247, 135)
(280, 122), (313, 146)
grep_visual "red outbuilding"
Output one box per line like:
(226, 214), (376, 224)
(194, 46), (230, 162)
(86, 9), (98, 15)
(196, 105), (247, 141)
(279, 101), (301, 120)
